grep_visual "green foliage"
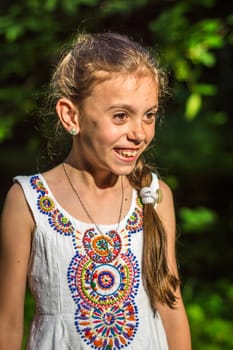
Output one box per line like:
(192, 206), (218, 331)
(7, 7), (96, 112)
(179, 206), (218, 233)
(184, 280), (233, 350)
(186, 19), (224, 66)
(185, 93), (202, 119)
(149, 2), (231, 120)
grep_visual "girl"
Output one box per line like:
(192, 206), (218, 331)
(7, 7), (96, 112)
(0, 32), (191, 349)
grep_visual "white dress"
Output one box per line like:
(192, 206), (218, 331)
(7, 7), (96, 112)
(15, 173), (169, 350)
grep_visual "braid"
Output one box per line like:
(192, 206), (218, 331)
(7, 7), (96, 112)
(128, 158), (180, 312)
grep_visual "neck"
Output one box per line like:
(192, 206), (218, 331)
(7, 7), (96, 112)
(62, 162), (125, 232)
(63, 158), (120, 190)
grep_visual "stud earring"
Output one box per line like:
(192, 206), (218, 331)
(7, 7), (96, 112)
(69, 128), (78, 136)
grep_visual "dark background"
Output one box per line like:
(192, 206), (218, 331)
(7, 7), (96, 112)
(0, 0), (232, 348)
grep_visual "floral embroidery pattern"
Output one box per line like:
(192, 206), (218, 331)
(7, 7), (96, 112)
(30, 175), (74, 236)
(49, 209), (74, 236)
(30, 175), (144, 349)
(68, 250), (140, 308)
(74, 300), (139, 349)
(68, 242), (140, 349)
(83, 229), (122, 263)
(38, 195), (55, 214)
(125, 198), (143, 234)
(31, 176), (47, 194)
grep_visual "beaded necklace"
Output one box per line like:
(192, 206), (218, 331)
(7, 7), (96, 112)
(62, 163), (124, 234)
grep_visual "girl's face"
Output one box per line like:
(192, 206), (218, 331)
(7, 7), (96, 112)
(75, 72), (158, 176)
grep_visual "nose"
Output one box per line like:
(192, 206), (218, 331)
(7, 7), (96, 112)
(127, 120), (146, 144)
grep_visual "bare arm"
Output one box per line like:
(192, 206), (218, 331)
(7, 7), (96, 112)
(0, 184), (34, 350)
(156, 180), (192, 350)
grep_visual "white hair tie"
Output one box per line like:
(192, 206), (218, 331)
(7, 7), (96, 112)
(140, 187), (156, 205)
(140, 187), (162, 205)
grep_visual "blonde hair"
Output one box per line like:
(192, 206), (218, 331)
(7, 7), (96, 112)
(49, 32), (179, 311)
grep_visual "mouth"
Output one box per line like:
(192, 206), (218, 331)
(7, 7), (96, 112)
(113, 148), (140, 161)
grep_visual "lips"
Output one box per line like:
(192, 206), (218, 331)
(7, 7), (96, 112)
(113, 148), (140, 160)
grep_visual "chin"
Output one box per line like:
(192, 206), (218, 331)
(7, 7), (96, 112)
(111, 165), (137, 176)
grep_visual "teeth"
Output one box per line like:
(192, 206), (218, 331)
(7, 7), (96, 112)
(117, 150), (137, 157)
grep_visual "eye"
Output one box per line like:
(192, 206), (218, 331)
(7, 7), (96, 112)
(113, 112), (128, 123)
(144, 111), (157, 124)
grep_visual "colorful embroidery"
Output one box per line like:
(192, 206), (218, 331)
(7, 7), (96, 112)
(68, 246), (140, 349)
(37, 195), (55, 214)
(83, 229), (122, 263)
(125, 208), (143, 234)
(49, 209), (74, 236)
(30, 175), (144, 349)
(31, 175), (74, 236)
(75, 301), (139, 349)
(68, 250), (140, 308)
(30, 176), (48, 194)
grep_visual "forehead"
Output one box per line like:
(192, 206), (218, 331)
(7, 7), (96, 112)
(93, 67), (157, 85)
(90, 71), (158, 97)
(81, 72), (158, 114)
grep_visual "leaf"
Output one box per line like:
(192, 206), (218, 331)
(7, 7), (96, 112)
(179, 206), (218, 233)
(185, 93), (202, 119)
(175, 59), (191, 81)
(193, 83), (217, 96)
(187, 304), (205, 323)
(45, 0), (58, 11)
(0, 116), (14, 142)
(6, 25), (24, 42)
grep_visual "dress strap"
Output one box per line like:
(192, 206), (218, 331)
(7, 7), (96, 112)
(151, 173), (161, 208)
(151, 172), (159, 193)
(14, 175), (41, 224)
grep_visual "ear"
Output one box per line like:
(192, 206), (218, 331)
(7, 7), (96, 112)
(56, 98), (80, 135)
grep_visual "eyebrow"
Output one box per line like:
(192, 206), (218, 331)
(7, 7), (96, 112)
(106, 104), (158, 113)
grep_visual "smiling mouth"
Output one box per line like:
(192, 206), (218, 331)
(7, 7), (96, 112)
(114, 148), (139, 158)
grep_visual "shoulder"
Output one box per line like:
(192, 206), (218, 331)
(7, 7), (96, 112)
(1, 182), (34, 231)
(158, 179), (174, 204)
(158, 180), (174, 209)
(4, 182), (27, 206)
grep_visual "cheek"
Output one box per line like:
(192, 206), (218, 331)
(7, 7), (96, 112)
(146, 125), (155, 142)
(85, 129), (117, 148)
(95, 125), (121, 143)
